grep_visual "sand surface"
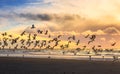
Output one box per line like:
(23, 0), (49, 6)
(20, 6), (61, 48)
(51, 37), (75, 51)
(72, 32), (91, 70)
(0, 57), (120, 74)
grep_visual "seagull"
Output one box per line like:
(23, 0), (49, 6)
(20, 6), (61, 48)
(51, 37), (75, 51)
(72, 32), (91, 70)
(55, 41), (59, 46)
(33, 34), (37, 40)
(37, 30), (43, 34)
(31, 24), (35, 29)
(46, 45), (51, 49)
(20, 39), (25, 45)
(53, 38), (58, 41)
(88, 40), (92, 44)
(72, 35), (75, 40)
(111, 42), (116, 46)
(21, 31), (26, 36)
(14, 44), (18, 49)
(68, 35), (75, 40)
(28, 33), (31, 39)
(58, 35), (62, 38)
(98, 45), (101, 47)
(45, 30), (48, 35)
(83, 45), (86, 50)
(68, 36), (72, 40)
(90, 35), (96, 40)
(60, 45), (64, 49)
(76, 40), (80, 45)
(88, 35), (96, 44)
(68, 41), (71, 44)
(65, 44), (69, 48)
(8, 35), (12, 37)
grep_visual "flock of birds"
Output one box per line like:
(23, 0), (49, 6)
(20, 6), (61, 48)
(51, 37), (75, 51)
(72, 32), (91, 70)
(0, 24), (117, 55)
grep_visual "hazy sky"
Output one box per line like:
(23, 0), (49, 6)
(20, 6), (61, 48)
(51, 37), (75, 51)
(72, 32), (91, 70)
(0, 0), (120, 31)
(0, 0), (120, 48)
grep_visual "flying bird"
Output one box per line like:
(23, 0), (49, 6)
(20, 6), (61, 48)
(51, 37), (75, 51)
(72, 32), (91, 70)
(88, 35), (96, 44)
(33, 34), (37, 40)
(8, 35), (12, 37)
(37, 30), (43, 34)
(111, 42), (116, 46)
(68, 36), (72, 40)
(90, 35), (96, 40)
(98, 45), (101, 47)
(58, 35), (62, 38)
(1, 32), (7, 36)
(76, 40), (80, 45)
(31, 24), (35, 29)
(72, 35), (75, 40)
(21, 31), (26, 36)
(45, 30), (48, 35)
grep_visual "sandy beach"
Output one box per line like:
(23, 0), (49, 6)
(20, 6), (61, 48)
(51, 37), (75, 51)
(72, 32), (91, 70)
(0, 57), (120, 74)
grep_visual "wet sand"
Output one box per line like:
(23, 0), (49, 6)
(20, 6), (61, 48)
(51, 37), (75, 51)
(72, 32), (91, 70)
(0, 57), (120, 74)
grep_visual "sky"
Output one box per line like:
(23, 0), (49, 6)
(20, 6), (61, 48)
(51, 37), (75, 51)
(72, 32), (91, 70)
(0, 0), (120, 49)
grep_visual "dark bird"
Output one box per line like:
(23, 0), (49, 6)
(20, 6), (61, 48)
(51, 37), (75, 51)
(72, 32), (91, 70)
(33, 34), (37, 40)
(37, 30), (43, 34)
(46, 45), (51, 49)
(1, 33), (5, 36)
(88, 40), (92, 44)
(21, 31), (26, 36)
(111, 42), (116, 46)
(8, 35), (12, 37)
(4, 32), (7, 36)
(72, 35), (75, 40)
(68, 41), (71, 44)
(68, 36), (72, 40)
(3, 40), (8, 46)
(48, 40), (52, 43)
(34, 40), (40, 47)
(31, 24), (35, 29)
(88, 35), (96, 44)
(92, 45), (97, 54)
(14, 44), (18, 49)
(90, 35), (96, 40)
(60, 45), (64, 49)
(65, 44), (69, 48)
(20, 39), (25, 45)
(45, 30), (48, 35)
(75, 48), (81, 51)
(76, 40), (80, 45)
(98, 45), (101, 47)
(83, 45), (86, 50)
(28, 33), (31, 39)
(68, 35), (75, 40)
(53, 38), (58, 41)
(55, 41), (59, 46)
(1, 32), (7, 36)
(58, 35), (62, 38)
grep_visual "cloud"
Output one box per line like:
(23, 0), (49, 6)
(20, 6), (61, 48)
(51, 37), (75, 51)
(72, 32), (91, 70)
(81, 27), (120, 36)
(1, 0), (120, 33)
(103, 27), (120, 35)
(81, 30), (106, 35)
(18, 13), (52, 21)
(2, 12), (120, 34)
(14, 13), (103, 32)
